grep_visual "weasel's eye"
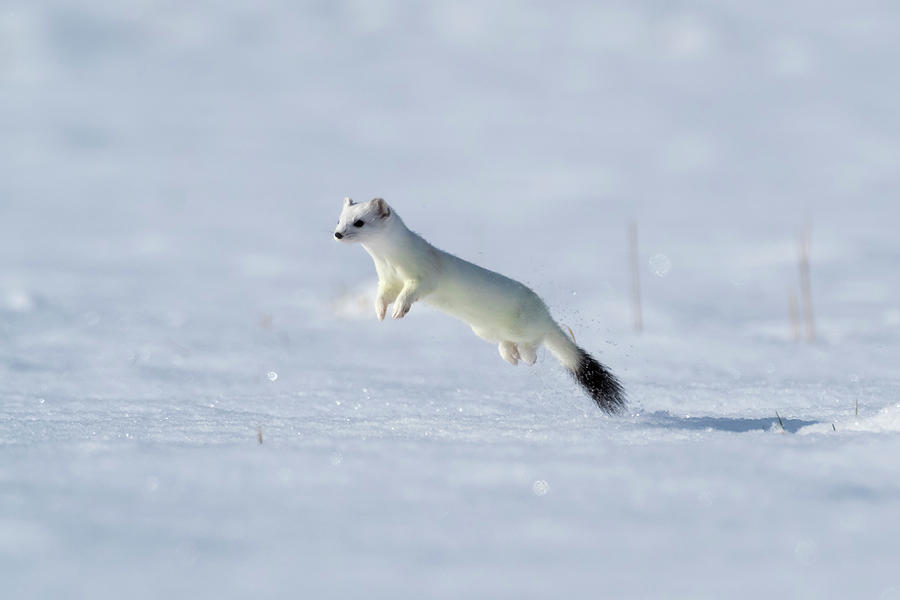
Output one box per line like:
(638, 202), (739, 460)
(353, 220), (365, 228)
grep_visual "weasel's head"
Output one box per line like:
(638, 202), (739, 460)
(333, 197), (393, 243)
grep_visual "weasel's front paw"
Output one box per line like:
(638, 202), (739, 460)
(375, 296), (388, 321)
(391, 301), (411, 319)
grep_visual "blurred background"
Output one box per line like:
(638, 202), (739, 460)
(2, 0), (898, 343)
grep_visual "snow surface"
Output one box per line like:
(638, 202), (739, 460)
(2, 1), (900, 598)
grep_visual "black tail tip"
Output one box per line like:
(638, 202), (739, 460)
(571, 349), (626, 415)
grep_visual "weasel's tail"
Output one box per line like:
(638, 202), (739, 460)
(543, 326), (626, 415)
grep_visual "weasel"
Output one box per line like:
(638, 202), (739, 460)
(333, 197), (625, 414)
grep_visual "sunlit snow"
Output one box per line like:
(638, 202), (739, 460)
(2, 1), (899, 599)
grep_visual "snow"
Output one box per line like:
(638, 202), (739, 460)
(2, 0), (900, 598)
(800, 404), (900, 434)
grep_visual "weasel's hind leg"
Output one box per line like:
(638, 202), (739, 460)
(498, 341), (520, 366)
(519, 343), (537, 366)
(471, 326), (496, 342)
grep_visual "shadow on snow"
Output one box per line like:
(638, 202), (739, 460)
(643, 411), (818, 434)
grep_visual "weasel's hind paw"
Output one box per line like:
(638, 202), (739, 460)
(499, 341), (520, 366)
(519, 344), (537, 366)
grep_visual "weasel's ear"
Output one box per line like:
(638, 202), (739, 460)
(372, 197), (391, 218)
(343, 197), (355, 208)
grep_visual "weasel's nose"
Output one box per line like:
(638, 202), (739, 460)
(334, 232), (343, 240)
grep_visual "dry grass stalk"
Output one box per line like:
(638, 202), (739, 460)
(798, 230), (815, 341)
(789, 289), (802, 341)
(629, 221), (642, 333)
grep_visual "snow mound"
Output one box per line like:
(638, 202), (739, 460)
(799, 404), (900, 434)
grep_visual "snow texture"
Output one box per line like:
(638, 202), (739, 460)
(2, 1), (900, 598)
